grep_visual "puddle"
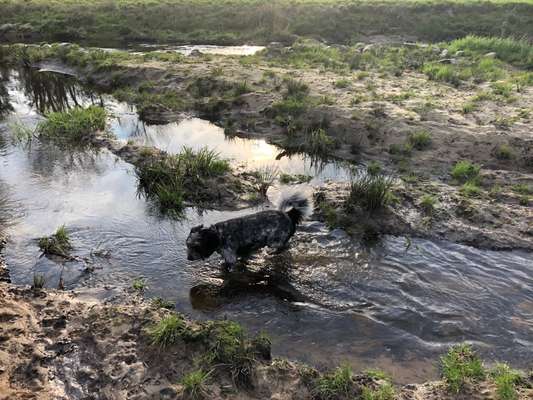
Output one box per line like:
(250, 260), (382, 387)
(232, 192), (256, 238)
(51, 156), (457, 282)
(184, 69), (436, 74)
(130, 43), (265, 56)
(0, 66), (532, 384)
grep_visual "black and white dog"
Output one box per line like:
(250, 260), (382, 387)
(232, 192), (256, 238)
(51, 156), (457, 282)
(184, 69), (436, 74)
(186, 193), (310, 267)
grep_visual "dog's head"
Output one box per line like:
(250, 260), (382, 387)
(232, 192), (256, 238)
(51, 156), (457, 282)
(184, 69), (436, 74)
(186, 225), (220, 261)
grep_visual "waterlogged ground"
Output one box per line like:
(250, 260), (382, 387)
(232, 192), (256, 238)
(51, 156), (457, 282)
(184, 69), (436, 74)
(0, 66), (532, 384)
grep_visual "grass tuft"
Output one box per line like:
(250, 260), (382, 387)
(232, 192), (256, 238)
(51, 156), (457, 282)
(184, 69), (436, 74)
(347, 171), (394, 212)
(491, 363), (522, 400)
(451, 161), (481, 184)
(408, 130), (432, 150)
(148, 314), (186, 347)
(132, 277), (147, 292)
(440, 344), (485, 394)
(38, 225), (72, 257)
(494, 144), (515, 160)
(361, 382), (395, 400)
(313, 364), (354, 400)
(38, 106), (106, 141)
(32, 274), (46, 290)
(136, 147), (230, 214)
(420, 194), (437, 213)
(460, 182), (483, 198)
(181, 369), (211, 400)
(251, 165), (278, 198)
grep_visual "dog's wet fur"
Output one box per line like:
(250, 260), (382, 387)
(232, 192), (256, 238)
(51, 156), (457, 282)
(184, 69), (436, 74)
(186, 193), (310, 267)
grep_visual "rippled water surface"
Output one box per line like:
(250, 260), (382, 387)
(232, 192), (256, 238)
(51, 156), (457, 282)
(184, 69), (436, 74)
(0, 67), (532, 384)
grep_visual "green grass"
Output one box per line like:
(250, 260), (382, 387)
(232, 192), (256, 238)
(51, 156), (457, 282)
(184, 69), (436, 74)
(279, 173), (312, 184)
(512, 184), (532, 195)
(408, 130), (432, 150)
(347, 171), (395, 212)
(313, 365), (354, 400)
(491, 81), (514, 98)
(451, 161), (481, 184)
(38, 225), (72, 257)
(233, 80), (251, 96)
(448, 35), (533, 69)
(366, 161), (382, 176)
(364, 369), (390, 381)
(148, 314), (186, 347)
(181, 369), (211, 400)
(251, 165), (278, 198)
(389, 142), (413, 157)
(460, 182), (483, 198)
(32, 274), (46, 290)
(132, 277), (147, 292)
(461, 101), (476, 114)
(285, 79), (310, 99)
(422, 64), (463, 86)
(334, 79), (350, 88)
(361, 382), (395, 400)
(420, 194), (437, 213)
(440, 344), (485, 394)
(205, 321), (259, 388)
(491, 363), (522, 400)
(307, 128), (336, 156)
(136, 147), (230, 214)
(1, 1), (532, 47)
(494, 144), (514, 160)
(37, 106), (107, 141)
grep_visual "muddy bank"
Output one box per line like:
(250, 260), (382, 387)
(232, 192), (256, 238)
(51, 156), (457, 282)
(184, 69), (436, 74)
(1, 282), (532, 400)
(315, 180), (533, 251)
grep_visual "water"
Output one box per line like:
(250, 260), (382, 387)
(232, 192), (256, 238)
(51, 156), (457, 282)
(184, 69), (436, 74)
(0, 67), (532, 384)
(129, 44), (265, 56)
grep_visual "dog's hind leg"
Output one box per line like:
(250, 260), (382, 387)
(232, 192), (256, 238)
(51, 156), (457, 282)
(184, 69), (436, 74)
(221, 248), (238, 270)
(269, 238), (291, 255)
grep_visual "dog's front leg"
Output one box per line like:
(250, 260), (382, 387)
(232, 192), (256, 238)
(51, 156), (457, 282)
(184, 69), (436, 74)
(220, 248), (237, 271)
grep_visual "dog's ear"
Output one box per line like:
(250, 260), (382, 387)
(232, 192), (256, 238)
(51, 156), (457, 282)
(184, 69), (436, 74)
(191, 224), (204, 233)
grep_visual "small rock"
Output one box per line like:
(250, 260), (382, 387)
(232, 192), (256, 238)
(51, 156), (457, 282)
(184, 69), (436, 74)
(484, 52), (497, 58)
(362, 44), (375, 53)
(454, 50), (465, 57)
(159, 387), (177, 399)
(440, 49), (449, 57)
(189, 49), (203, 57)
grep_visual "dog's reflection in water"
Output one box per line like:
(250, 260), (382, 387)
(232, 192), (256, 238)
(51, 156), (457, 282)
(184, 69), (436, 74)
(189, 252), (306, 310)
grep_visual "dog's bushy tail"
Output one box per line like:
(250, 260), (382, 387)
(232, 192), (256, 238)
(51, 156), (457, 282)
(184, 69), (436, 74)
(278, 192), (311, 226)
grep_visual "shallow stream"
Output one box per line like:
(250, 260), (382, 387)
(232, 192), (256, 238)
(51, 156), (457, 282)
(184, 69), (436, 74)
(0, 66), (532, 383)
